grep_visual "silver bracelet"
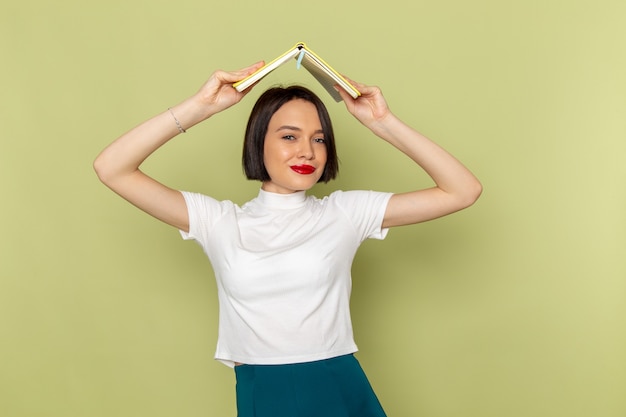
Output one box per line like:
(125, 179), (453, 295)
(168, 108), (186, 133)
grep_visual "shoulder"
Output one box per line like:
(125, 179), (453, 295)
(326, 189), (393, 207)
(180, 191), (247, 241)
(310, 190), (393, 218)
(180, 191), (240, 214)
(320, 190), (394, 240)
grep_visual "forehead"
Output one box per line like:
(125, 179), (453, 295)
(268, 99), (321, 128)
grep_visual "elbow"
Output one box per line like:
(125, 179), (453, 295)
(93, 155), (107, 183)
(461, 179), (483, 209)
(449, 178), (482, 212)
(93, 153), (138, 191)
(93, 153), (115, 186)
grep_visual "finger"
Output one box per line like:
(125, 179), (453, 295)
(236, 60), (265, 74)
(233, 61), (265, 79)
(342, 76), (382, 100)
(341, 74), (367, 89)
(212, 61), (264, 84)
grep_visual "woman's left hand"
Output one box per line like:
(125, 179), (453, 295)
(337, 77), (391, 132)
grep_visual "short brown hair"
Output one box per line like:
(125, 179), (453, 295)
(242, 86), (339, 183)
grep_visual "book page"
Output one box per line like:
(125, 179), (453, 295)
(300, 52), (359, 102)
(233, 46), (300, 91)
(232, 42), (360, 102)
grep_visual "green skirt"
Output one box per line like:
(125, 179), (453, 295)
(234, 354), (387, 417)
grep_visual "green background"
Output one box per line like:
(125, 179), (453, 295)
(1, 0), (625, 416)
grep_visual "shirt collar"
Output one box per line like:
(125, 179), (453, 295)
(256, 189), (307, 209)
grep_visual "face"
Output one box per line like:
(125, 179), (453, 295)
(262, 99), (328, 194)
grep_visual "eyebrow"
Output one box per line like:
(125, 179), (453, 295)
(275, 125), (324, 134)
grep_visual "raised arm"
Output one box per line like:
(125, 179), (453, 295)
(93, 62), (264, 232)
(337, 79), (482, 228)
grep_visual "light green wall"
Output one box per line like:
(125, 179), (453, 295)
(1, 0), (625, 416)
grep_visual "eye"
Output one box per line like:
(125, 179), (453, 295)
(314, 137), (326, 143)
(282, 134), (296, 141)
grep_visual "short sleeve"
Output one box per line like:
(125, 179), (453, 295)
(330, 190), (393, 241)
(179, 191), (232, 247)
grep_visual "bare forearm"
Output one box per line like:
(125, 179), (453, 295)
(93, 96), (210, 183)
(92, 63), (264, 230)
(93, 60), (265, 185)
(373, 113), (482, 202)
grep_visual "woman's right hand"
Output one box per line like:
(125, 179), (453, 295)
(193, 61), (265, 120)
(94, 61), (265, 233)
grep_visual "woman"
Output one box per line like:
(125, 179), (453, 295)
(94, 61), (482, 417)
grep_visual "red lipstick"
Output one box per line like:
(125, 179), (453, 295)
(290, 165), (316, 175)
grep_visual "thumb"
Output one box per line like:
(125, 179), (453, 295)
(235, 61), (265, 78)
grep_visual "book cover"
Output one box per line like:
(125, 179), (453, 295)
(233, 42), (360, 102)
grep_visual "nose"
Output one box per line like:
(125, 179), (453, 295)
(298, 140), (315, 160)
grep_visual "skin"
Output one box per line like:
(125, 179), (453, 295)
(335, 77), (483, 228)
(261, 99), (328, 194)
(94, 61), (482, 233)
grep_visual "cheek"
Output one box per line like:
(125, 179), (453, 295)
(265, 147), (291, 164)
(318, 146), (328, 163)
(263, 144), (291, 174)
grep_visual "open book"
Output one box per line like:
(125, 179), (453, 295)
(233, 42), (360, 102)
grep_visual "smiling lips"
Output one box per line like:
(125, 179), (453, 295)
(290, 165), (316, 175)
